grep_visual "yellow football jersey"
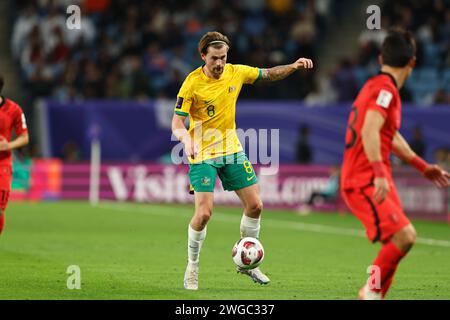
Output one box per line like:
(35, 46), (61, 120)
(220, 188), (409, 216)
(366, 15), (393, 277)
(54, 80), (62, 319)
(174, 63), (261, 163)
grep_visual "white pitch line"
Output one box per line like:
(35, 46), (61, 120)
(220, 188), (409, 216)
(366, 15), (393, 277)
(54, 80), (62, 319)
(96, 203), (450, 248)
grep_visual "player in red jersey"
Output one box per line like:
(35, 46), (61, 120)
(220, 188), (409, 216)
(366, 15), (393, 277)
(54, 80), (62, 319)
(0, 75), (29, 234)
(340, 29), (449, 300)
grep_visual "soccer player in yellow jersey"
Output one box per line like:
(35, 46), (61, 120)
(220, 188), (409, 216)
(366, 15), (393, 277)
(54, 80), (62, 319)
(171, 31), (313, 290)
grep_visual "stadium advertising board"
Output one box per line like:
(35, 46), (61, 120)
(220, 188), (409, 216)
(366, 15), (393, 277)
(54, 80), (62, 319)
(14, 162), (448, 221)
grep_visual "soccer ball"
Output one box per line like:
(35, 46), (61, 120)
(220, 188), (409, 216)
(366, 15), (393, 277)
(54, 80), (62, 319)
(231, 237), (264, 270)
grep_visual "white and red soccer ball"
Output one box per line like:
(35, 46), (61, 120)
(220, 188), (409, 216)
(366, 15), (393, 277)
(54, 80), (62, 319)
(232, 237), (265, 270)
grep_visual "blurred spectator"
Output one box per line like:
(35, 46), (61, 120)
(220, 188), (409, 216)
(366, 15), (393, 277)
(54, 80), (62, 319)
(120, 54), (152, 99)
(267, 0), (293, 14)
(297, 165), (340, 214)
(20, 25), (45, 76)
(83, 0), (111, 13)
(331, 59), (359, 102)
(103, 66), (122, 99)
(241, 0), (265, 12)
(82, 60), (103, 98)
(434, 89), (450, 104)
(64, 13), (97, 48)
(11, 4), (39, 60)
(62, 140), (81, 162)
(304, 77), (337, 106)
(12, 148), (33, 193)
(314, 0), (332, 40)
(409, 126), (426, 158)
(40, 1), (66, 55)
(295, 124), (312, 164)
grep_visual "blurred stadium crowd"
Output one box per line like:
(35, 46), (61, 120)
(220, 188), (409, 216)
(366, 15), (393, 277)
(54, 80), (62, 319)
(11, 0), (333, 102)
(5, 0), (450, 166)
(349, 0), (450, 105)
(10, 0), (449, 104)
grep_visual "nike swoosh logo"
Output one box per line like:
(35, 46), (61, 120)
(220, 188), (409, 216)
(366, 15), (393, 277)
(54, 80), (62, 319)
(247, 174), (256, 181)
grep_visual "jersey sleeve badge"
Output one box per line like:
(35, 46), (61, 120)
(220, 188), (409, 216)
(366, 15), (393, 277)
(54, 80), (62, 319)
(175, 97), (184, 109)
(376, 89), (393, 109)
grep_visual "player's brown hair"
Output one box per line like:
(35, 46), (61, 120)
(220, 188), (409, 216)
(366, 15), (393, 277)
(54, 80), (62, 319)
(381, 27), (416, 68)
(198, 31), (230, 55)
(0, 74), (4, 94)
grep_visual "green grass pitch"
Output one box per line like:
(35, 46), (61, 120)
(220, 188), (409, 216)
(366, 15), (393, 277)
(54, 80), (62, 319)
(0, 201), (449, 300)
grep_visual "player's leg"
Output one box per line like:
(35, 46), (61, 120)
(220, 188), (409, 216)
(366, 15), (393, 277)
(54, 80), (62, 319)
(184, 192), (213, 290)
(342, 186), (411, 299)
(386, 185), (417, 254)
(342, 188), (383, 299)
(219, 152), (269, 285)
(390, 223), (416, 253)
(219, 152), (261, 238)
(188, 192), (214, 263)
(234, 184), (269, 284)
(0, 209), (5, 234)
(0, 188), (10, 235)
(366, 226), (415, 299)
(218, 152), (262, 238)
(368, 183), (415, 298)
(235, 184), (263, 238)
(184, 163), (217, 290)
(375, 224), (416, 298)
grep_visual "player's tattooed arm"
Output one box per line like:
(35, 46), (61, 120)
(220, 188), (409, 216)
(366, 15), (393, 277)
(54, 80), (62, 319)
(261, 58), (313, 82)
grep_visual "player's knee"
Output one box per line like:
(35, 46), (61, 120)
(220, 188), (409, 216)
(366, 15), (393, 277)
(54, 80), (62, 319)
(195, 207), (212, 224)
(246, 200), (263, 217)
(403, 227), (417, 247)
(395, 225), (417, 252)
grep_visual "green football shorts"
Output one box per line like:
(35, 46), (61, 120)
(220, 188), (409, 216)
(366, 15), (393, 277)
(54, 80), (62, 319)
(189, 152), (258, 193)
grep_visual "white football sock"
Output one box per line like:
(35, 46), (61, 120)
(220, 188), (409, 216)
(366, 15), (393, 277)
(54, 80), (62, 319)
(188, 225), (207, 264)
(240, 214), (260, 238)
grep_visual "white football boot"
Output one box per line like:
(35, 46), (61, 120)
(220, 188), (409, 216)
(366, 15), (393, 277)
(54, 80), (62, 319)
(184, 262), (199, 290)
(358, 284), (382, 300)
(237, 267), (270, 285)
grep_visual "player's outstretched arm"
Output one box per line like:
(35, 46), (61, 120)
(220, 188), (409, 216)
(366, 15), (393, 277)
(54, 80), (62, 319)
(393, 131), (450, 188)
(0, 133), (29, 151)
(261, 57), (313, 82)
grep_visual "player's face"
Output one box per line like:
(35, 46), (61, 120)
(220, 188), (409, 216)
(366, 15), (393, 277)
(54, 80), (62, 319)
(202, 46), (228, 77)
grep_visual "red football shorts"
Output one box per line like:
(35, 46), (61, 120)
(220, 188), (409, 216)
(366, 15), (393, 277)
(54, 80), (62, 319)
(342, 183), (410, 243)
(0, 166), (12, 210)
